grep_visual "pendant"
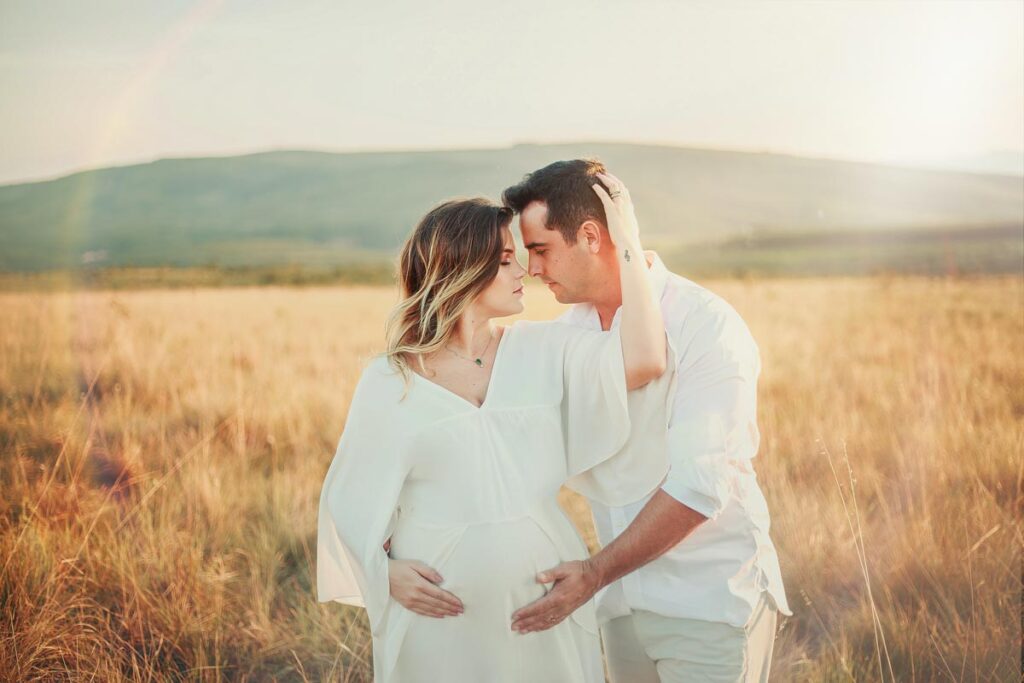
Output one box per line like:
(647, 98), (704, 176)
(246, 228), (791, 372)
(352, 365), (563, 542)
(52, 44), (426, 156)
(474, 358), (484, 367)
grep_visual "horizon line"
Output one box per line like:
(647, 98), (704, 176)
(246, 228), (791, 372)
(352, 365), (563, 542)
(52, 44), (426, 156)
(2, 139), (1022, 188)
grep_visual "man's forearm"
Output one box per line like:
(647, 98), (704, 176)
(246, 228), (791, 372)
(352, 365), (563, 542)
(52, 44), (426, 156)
(586, 489), (708, 588)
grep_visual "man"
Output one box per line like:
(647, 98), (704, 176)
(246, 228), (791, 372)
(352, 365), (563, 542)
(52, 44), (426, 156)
(503, 159), (790, 683)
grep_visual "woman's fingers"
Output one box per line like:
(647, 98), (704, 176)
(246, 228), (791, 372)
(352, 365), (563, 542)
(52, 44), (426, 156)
(400, 585), (458, 617)
(410, 602), (450, 618)
(414, 597), (459, 616)
(597, 172), (629, 199)
(410, 561), (444, 584)
(407, 561), (463, 610)
(413, 591), (462, 616)
(591, 182), (615, 209)
(422, 583), (464, 611)
(594, 174), (642, 244)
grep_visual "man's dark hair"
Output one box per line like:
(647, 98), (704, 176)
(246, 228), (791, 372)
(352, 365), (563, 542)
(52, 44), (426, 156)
(502, 158), (609, 244)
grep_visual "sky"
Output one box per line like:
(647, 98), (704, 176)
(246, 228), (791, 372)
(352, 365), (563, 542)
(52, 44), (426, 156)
(0, 0), (1022, 185)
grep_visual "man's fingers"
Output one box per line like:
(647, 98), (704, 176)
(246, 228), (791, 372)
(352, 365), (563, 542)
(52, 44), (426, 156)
(511, 593), (558, 623)
(423, 583), (464, 611)
(514, 614), (565, 633)
(536, 563), (570, 584)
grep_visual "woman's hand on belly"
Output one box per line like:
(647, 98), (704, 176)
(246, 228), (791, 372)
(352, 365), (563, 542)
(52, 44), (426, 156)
(388, 559), (465, 618)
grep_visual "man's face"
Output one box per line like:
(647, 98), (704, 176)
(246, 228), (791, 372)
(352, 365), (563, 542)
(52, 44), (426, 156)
(518, 200), (594, 304)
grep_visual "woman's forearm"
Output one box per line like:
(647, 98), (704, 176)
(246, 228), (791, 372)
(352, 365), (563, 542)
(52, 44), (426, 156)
(617, 236), (666, 388)
(593, 174), (666, 388)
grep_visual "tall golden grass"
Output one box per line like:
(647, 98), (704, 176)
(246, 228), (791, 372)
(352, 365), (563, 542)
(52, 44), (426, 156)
(1, 278), (1021, 681)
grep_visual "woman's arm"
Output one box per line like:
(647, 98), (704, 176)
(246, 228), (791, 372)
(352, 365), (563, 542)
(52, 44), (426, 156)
(594, 172), (666, 389)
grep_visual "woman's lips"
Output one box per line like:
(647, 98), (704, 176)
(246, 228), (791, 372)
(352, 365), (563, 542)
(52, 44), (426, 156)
(513, 286), (524, 296)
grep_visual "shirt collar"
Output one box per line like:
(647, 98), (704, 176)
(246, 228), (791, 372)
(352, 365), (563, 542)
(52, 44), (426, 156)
(647, 250), (670, 301)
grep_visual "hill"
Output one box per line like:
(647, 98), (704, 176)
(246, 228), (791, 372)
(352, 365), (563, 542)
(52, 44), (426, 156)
(0, 143), (1021, 273)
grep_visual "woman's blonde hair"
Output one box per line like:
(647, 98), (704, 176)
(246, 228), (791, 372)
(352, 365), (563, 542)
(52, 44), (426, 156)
(385, 198), (513, 380)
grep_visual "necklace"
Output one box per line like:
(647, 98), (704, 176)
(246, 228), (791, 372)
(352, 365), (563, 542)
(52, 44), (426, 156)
(444, 331), (496, 367)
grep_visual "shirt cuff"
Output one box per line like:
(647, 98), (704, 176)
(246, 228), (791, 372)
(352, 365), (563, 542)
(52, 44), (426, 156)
(661, 454), (734, 520)
(662, 411), (739, 520)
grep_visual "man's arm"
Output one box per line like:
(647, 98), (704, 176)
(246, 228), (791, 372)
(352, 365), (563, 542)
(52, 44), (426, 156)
(511, 491), (706, 633)
(593, 490), (707, 585)
(511, 307), (761, 634)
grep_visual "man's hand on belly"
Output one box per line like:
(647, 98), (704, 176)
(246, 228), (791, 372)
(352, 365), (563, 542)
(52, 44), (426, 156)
(509, 559), (601, 634)
(510, 491), (708, 633)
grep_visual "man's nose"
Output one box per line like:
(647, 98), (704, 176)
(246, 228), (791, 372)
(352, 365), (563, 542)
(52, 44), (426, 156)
(528, 256), (543, 278)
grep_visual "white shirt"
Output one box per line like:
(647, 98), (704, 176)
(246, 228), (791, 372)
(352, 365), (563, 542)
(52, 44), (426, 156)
(560, 253), (791, 628)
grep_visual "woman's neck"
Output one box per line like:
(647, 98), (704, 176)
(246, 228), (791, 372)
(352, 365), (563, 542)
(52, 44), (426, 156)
(448, 310), (497, 356)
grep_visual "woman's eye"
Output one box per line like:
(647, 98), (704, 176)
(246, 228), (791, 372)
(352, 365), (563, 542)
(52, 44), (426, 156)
(501, 261), (511, 266)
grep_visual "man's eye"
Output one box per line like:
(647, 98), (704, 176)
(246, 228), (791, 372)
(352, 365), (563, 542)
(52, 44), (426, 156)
(534, 250), (546, 256)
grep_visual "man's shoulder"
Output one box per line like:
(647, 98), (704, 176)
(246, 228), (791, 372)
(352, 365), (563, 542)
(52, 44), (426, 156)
(660, 270), (758, 359)
(661, 271), (745, 328)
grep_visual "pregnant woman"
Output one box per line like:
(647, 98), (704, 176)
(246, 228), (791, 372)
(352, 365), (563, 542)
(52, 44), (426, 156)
(317, 177), (673, 682)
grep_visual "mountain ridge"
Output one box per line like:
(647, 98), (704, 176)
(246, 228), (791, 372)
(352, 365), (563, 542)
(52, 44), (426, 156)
(1, 142), (1021, 272)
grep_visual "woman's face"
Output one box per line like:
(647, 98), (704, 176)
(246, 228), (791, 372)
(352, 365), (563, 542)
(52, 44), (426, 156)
(475, 229), (527, 318)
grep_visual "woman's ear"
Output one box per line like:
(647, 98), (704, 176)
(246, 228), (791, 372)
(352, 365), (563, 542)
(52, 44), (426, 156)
(577, 220), (604, 254)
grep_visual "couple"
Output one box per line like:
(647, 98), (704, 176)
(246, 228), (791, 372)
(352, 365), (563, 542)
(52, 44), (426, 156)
(317, 160), (790, 682)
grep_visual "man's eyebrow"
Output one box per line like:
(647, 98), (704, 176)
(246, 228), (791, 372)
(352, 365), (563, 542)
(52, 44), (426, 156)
(524, 241), (547, 250)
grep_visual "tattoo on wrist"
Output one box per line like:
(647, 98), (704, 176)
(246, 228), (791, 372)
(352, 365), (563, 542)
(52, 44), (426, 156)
(624, 249), (631, 263)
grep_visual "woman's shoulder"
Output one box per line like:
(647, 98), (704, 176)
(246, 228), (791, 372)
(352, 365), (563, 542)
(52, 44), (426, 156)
(357, 354), (398, 381)
(344, 355), (437, 438)
(362, 353), (397, 375)
(350, 354), (407, 402)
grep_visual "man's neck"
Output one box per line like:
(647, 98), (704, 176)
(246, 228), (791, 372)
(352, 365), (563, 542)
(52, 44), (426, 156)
(593, 294), (622, 332)
(590, 251), (655, 331)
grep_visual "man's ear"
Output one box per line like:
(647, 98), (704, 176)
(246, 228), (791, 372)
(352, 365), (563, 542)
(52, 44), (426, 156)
(577, 220), (604, 254)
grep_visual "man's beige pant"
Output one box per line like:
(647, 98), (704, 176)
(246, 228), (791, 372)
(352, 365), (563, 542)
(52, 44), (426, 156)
(601, 593), (777, 683)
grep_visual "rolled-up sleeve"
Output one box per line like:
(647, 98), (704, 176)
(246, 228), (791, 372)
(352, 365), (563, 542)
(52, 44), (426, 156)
(661, 309), (761, 520)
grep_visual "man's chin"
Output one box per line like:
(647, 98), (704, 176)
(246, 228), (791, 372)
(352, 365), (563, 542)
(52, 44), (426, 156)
(546, 283), (564, 302)
(550, 287), (580, 305)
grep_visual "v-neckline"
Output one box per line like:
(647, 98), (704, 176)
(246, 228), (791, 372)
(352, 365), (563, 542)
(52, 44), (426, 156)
(411, 325), (512, 411)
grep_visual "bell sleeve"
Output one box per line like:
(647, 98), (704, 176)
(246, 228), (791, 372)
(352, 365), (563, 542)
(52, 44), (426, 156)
(557, 324), (630, 477)
(316, 359), (410, 642)
(558, 323), (676, 507)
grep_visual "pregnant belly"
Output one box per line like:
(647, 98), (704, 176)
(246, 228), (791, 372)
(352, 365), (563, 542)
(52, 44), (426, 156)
(388, 515), (601, 681)
(390, 515), (573, 620)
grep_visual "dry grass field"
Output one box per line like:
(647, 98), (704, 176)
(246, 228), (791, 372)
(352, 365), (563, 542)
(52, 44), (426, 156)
(1, 277), (1021, 681)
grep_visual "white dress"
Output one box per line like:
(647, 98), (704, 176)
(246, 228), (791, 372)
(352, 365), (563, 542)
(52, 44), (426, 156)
(317, 320), (674, 682)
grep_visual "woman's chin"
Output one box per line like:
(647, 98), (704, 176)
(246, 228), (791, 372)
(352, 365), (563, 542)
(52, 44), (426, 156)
(504, 300), (525, 316)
